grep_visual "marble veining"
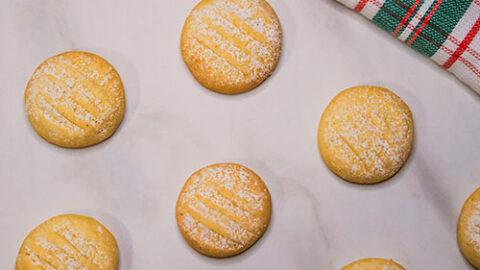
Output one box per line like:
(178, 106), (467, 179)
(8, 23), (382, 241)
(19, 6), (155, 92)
(1, 0), (480, 269)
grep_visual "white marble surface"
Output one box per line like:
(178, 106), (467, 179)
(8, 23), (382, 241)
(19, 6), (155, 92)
(1, 0), (480, 269)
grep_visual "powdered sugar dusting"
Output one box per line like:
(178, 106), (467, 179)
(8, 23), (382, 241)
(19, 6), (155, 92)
(319, 86), (414, 182)
(181, 213), (241, 251)
(17, 215), (117, 270)
(467, 202), (480, 251)
(182, 0), (281, 91)
(177, 163), (271, 255)
(25, 51), (125, 147)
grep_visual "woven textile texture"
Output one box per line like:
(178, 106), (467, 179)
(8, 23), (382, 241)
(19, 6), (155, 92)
(337, 0), (480, 94)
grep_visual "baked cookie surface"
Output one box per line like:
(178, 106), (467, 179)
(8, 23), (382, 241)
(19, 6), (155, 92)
(181, 0), (282, 94)
(25, 51), (125, 148)
(176, 163), (272, 257)
(16, 214), (119, 270)
(318, 86), (414, 184)
(342, 258), (406, 270)
(458, 187), (480, 269)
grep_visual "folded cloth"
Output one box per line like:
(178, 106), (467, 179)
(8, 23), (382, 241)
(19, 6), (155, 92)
(336, 0), (480, 94)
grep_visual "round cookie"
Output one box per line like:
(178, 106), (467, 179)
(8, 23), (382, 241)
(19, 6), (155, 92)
(176, 163), (272, 257)
(342, 258), (406, 270)
(181, 0), (282, 94)
(318, 85), (414, 184)
(458, 187), (480, 269)
(16, 214), (119, 270)
(25, 51), (125, 148)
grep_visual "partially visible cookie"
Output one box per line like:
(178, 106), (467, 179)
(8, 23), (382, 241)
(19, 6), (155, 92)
(318, 85), (414, 184)
(25, 51), (125, 148)
(341, 258), (406, 270)
(458, 187), (480, 269)
(181, 0), (282, 94)
(176, 163), (272, 257)
(16, 214), (119, 270)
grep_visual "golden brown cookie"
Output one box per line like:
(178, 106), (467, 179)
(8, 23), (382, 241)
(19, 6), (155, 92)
(181, 0), (282, 94)
(458, 187), (480, 269)
(318, 86), (414, 184)
(176, 163), (272, 257)
(25, 51), (125, 148)
(16, 214), (119, 270)
(341, 258), (406, 270)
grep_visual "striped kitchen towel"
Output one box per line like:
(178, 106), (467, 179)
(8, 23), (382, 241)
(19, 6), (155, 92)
(337, 0), (480, 94)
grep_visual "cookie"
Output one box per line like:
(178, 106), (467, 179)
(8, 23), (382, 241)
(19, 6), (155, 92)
(25, 51), (125, 148)
(342, 258), (406, 270)
(458, 187), (480, 269)
(176, 163), (272, 257)
(181, 0), (282, 94)
(16, 214), (119, 270)
(318, 86), (414, 184)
